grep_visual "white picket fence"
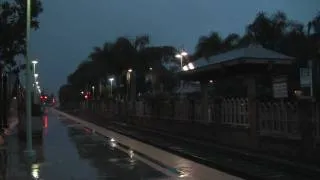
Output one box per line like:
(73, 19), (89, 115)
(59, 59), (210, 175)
(149, 99), (318, 139)
(258, 101), (299, 138)
(221, 98), (249, 126)
(83, 98), (320, 140)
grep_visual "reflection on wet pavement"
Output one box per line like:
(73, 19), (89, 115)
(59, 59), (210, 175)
(1, 113), (169, 180)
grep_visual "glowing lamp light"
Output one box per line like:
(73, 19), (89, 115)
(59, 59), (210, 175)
(175, 54), (182, 58)
(84, 95), (88, 99)
(187, 62), (194, 70)
(181, 51), (188, 56)
(182, 66), (189, 71)
(31, 60), (38, 64)
(129, 150), (134, 159)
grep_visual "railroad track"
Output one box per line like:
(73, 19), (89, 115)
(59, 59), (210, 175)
(68, 110), (320, 180)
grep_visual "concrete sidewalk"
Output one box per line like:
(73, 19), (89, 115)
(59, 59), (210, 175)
(1, 110), (186, 179)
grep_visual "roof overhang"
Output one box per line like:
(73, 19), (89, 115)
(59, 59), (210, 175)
(178, 57), (294, 81)
(181, 57), (293, 74)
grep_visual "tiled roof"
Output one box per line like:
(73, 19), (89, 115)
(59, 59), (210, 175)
(193, 44), (294, 69)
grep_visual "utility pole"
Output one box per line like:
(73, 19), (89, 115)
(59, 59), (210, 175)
(24, 0), (35, 158)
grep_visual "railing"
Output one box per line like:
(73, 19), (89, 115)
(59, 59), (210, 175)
(80, 98), (320, 141)
(258, 101), (299, 138)
(221, 98), (249, 127)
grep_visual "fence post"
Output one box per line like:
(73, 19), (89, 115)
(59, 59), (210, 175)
(297, 97), (315, 159)
(214, 97), (223, 125)
(0, 73), (8, 129)
(200, 81), (209, 123)
(246, 77), (258, 148)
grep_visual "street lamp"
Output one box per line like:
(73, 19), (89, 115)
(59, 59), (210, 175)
(187, 62), (195, 70)
(182, 65), (189, 71)
(31, 60), (38, 75)
(181, 51), (187, 56)
(35, 81), (39, 85)
(175, 50), (188, 69)
(109, 77), (114, 97)
(92, 86), (95, 98)
(181, 62), (195, 71)
(24, 0), (35, 157)
(34, 73), (38, 79)
(127, 69), (132, 101)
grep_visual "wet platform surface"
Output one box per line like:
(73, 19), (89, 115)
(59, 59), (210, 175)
(65, 110), (320, 180)
(1, 113), (170, 180)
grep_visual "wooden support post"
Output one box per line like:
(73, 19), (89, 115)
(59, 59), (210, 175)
(246, 76), (258, 148)
(200, 81), (209, 123)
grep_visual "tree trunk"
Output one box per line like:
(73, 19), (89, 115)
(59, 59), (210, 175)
(0, 67), (3, 128)
(0, 67), (8, 129)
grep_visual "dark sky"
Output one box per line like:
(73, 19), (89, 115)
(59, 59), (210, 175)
(28, 0), (319, 94)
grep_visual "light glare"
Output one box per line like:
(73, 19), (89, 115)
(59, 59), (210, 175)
(187, 63), (194, 70)
(182, 66), (189, 71)
(31, 60), (38, 64)
(181, 51), (188, 56)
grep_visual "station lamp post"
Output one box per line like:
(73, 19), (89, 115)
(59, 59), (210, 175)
(175, 50), (188, 69)
(126, 69), (132, 101)
(31, 60), (38, 75)
(109, 77), (114, 97)
(24, 0), (35, 157)
(92, 86), (95, 99)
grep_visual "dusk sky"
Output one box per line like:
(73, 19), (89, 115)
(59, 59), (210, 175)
(28, 0), (319, 94)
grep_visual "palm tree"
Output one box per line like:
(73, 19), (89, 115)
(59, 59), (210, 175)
(88, 42), (116, 97)
(67, 35), (179, 100)
(0, 0), (43, 66)
(194, 31), (242, 60)
(134, 35), (150, 51)
(223, 33), (241, 49)
(138, 46), (177, 93)
(308, 12), (320, 35)
(246, 11), (289, 50)
(194, 32), (223, 59)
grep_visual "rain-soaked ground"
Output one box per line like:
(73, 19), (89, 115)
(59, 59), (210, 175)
(67, 110), (320, 180)
(0, 113), (171, 180)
